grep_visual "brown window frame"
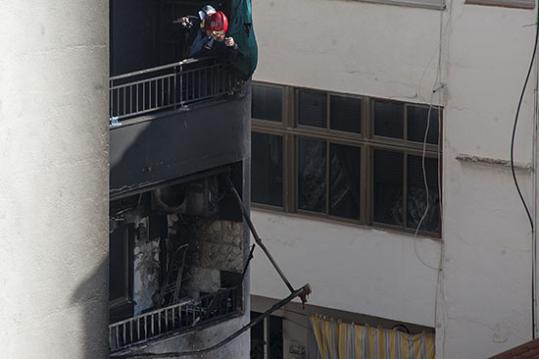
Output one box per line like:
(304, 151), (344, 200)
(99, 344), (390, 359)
(251, 82), (442, 237)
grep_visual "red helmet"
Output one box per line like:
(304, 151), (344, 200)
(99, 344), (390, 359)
(205, 11), (229, 33)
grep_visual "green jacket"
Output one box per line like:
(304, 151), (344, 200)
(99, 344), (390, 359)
(228, 0), (258, 80)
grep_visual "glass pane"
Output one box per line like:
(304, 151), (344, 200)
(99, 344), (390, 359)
(373, 150), (404, 226)
(407, 155), (441, 233)
(250, 312), (264, 359)
(330, 95), (361, 133)
(298, 137), (327, 212)
(251, 133), (283, 207)
(407, 105), (440, 144)
(329, 144), (361, 219)
(269, 316), (284, 359)
(110, 225), (130, 301)
(374, 100), (404, 139)
(298, 89), (327, 128)
(252, 85), (283, 122)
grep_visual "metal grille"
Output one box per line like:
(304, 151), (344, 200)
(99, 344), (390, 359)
(109, 287), (240, 352)
(109, 58), (239, 122)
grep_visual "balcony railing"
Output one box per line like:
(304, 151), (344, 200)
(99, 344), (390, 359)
(109, 58), (239, 123)
(109, 287), (240, 353)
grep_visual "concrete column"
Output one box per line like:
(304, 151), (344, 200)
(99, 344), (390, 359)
(0, 1), (109, 359)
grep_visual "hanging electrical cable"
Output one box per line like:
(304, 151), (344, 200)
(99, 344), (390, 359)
(414, 0), (445, 237)
(111, 284), (311, 359)
(533, 42), (539, 339)
(510, 5), (539, 339)
(109, 176), (312, 358)
(510, 8), (539, 233)
(239, 243), (256, 284)
(414, 0), (448, 355)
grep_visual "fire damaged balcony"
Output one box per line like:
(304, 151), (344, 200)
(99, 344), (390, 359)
(109, 57), (249, 196)
(109, 287), (240, 352)
(109, 0), (254, 355)
(109, 57), (240, 123)
(109, 168), (248, 353)
(109, 0), (252, 196)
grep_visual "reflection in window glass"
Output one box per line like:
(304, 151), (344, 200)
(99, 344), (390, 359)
(407, 155), (440, 233)
(373, 150), (403, 226)
(330, 144), (361, 219)
(298, 137), (326, 212)
(330, 95), (361, 133)
(407, 106), (440, 144)
(252, 133), (283, 207)
(374, 100), (404, 139)
(252, 85), (283, 122)
(298, 90), (327, 128)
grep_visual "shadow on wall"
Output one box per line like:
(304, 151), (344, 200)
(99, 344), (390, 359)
(71, 259), (109, 359)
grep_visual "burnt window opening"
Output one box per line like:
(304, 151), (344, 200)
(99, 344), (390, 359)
(109, 168), (246, 350)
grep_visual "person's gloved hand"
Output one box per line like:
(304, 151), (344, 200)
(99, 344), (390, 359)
(224, 37), (235, 47)
(173, 17), (192, 28)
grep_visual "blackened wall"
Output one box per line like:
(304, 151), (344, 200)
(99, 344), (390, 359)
(110, 0), (231, 75)
(110, 94), (250, 198)
(110, 0), (159, 75)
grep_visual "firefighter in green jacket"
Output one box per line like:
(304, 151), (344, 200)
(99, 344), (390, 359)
(227, 0), (258, 80)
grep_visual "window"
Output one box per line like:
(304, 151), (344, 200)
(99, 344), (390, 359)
(298, 89), (327, 128)
(250, 312), (283, 359)
(252, 132), (283, 207)
(331, 95), (362, 133)
(251, 83), (442, 236)
(252, 84), (283, 122)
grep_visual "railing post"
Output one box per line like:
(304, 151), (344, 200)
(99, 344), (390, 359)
(179, 63), (184, 108)
(109, 78), (113, 119)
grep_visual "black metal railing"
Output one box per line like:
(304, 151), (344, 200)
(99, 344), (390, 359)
(109, 58), (239, 122)
(109, 287), (240, 353)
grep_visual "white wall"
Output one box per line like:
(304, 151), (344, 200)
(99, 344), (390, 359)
(442, 2), (537, 357)
(251, 211), (441, 327)
(254, 0), (444, 104)
(0, 1), (109, 358)
(252, 0), (445, 329)
(252, 0), (538, 357)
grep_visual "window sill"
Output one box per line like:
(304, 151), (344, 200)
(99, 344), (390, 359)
(251, 205), (441, 240)
(465, 0), (534, 9)
(359, 0), (446, 10)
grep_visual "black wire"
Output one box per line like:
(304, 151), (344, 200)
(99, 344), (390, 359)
(110, 285), (311, 359)
(510, 9), (539, 339)
(239, 244), (256, 284)
(511, 16), (538, 233)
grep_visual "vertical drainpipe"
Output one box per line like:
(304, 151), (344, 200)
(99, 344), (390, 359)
(0, 1), (109, 359)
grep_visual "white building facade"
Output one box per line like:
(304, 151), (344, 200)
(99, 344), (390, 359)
(250, 0), (539, 358)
